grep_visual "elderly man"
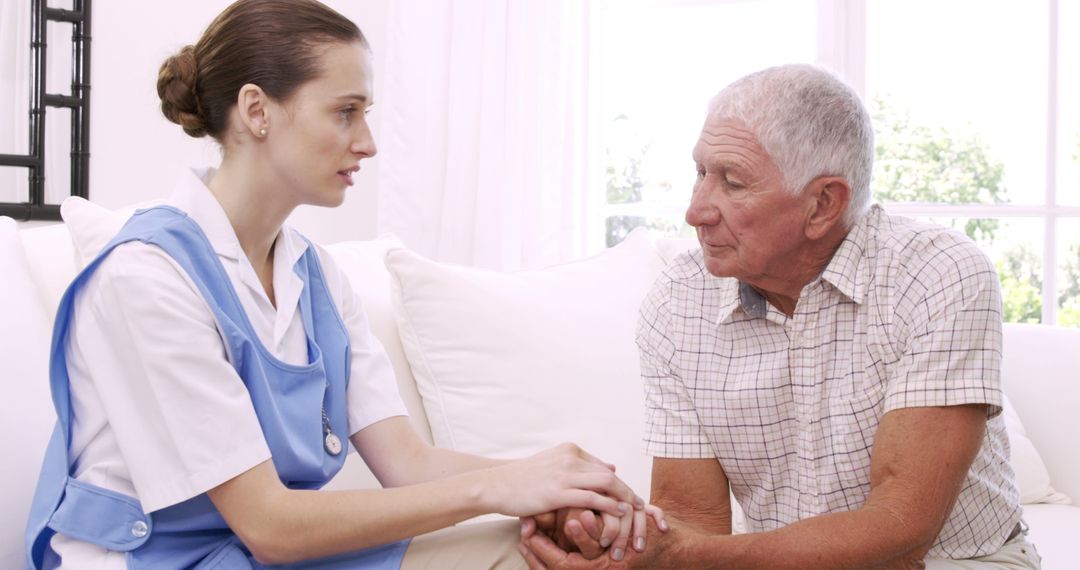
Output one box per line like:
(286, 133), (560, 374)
(520, 64), (1036, 569)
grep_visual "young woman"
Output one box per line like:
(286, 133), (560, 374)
(25, 1), (660, 568)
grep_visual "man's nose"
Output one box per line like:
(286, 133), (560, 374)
(685, 188), (719, 227)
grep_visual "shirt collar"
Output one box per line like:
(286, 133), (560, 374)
(819, 205), (878, 305)
(714, 205), (879, 323)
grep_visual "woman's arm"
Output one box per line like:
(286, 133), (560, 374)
(350, 416), (507, 486)
(208, 419), (642, 565)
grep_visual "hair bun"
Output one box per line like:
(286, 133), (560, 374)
(157, 45), (208, 138)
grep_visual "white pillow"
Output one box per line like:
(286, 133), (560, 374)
(386, 228), (666, 498)
(1002, 395), (1071, 505)
(0, 217), (58, 567)
(60, 196), (152, 268)
(18, 222), (78, 318)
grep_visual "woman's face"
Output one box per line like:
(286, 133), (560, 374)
(265, 41), (376, 208)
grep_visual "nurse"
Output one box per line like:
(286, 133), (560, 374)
(25, 0), (661, 568)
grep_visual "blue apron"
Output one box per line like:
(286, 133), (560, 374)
(25, 206), (409, 569)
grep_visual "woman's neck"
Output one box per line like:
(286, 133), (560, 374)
(207, 156), (295, 269)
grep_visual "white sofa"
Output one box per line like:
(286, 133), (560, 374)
(2, 199), (1078, 568)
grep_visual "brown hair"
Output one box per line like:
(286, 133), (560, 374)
(157, 0), (366, 139)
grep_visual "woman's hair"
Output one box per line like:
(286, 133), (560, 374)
(157, 0), (365, 139)
(708, 64), (875, 228)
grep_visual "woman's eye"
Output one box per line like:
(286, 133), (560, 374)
(338, 107), (357, 121)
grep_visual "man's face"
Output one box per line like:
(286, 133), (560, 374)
(685, 116), (810, 282)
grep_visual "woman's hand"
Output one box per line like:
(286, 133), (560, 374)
(522, 504), (668, 561)
(480, 443), (643, 519)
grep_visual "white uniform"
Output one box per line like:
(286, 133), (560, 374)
(52, 168), (408, 568)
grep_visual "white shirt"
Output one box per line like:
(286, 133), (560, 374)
(52, 168), (408, 567)
(639, 206), (1021, 559)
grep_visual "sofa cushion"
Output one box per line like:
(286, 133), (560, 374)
(386, 228), (666, 499)
(1002, 395), (1071, 505)
(0, 217), (58, 567)
(1002, 323), (1080, 504)
(17, 222), (77, 318)
(60, 196), (157, 268)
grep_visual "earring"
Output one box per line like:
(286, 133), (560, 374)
(259, 126), (268, 137)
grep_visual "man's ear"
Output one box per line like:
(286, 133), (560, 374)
(235, 83), (271, 139)
(802, 176), (851, 240)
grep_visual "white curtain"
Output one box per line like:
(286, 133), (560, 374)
(0, 1), (31, 203)
(376, 0), (590, 271)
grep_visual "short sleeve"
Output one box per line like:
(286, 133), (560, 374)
(68, 243), (271, 513)
(639, 271), (716, 458)
(884, 236), (1004, 417)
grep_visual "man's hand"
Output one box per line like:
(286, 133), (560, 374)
(519, 512), (681, 569)
(523, 505), (668, 562)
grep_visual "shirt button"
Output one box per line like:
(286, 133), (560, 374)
(131, 520), (148, 538)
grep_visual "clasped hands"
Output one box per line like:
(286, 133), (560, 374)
(518, 504), (669, 569)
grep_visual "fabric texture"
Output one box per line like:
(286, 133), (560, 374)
(386, 228), (666, 498)
(639, 206), (1021, 559)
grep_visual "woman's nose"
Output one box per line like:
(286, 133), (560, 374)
(351, 123), (377, 158)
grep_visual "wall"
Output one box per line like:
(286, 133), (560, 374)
(87, 0), (389, 243)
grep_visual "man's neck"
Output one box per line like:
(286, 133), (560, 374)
(744, 226), (850, 318)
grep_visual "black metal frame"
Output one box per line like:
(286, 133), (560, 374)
(0, 0), (92, 221)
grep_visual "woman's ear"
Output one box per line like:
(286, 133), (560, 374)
(803, 176), (851, 240)
(235, 83), (271, 139)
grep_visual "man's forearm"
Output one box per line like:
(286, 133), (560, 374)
(657, 505), (931, 570)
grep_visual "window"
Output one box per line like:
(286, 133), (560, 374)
(592, 0), (1079, 327)
(0, 0), (92, 221)
(591, 0), (816, 248)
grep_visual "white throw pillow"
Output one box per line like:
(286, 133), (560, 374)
(0, 218), (58, 567)
(1002, 395), (1071, 505)
(18, 222), (78, 318)
(386, 229), (666, 498)
(60, 196), (152, 268)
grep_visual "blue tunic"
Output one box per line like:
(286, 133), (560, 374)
(25, 206), (409, 569)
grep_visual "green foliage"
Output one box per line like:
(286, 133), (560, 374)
(605, 115), (647, 205)
(872, 98), (1044, 323)
(872, 99), (1007, 243)
(1059, 298), (1080, 327)
(995, 247), (1043, 323)
(603, 115), (683, 246)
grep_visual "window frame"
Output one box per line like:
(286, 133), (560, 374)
(0, 0), (92, 222)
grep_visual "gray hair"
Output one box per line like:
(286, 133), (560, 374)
(707, 64), (874, 227)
